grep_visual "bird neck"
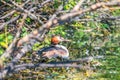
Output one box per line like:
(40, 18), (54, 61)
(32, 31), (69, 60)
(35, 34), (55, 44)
(50, 43), (59, 46)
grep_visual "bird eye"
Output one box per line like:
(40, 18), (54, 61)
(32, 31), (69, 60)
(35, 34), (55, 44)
(60, 37), (64, 40)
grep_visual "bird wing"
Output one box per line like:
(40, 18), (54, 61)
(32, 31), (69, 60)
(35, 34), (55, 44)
(37, 46), (55, 55)
(37, 45), (69, 59)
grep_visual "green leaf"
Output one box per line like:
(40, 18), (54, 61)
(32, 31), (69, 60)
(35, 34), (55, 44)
(102, 24), (109, 28)
(58, 75), (66, 79)
(16, 0), (22, 3)
(7, 34), (13, 40)
(0, 34), (4, 41)
(13, 13), (19, 17)
(0, 42), (8, 48)
(26, 17), (31, 23)
(0, 47), (4, 55)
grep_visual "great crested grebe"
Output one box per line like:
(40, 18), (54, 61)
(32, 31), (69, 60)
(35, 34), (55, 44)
(37, 35), (70, 59)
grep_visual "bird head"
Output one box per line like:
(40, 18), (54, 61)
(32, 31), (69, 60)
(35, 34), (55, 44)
(51, 35), (71, 45)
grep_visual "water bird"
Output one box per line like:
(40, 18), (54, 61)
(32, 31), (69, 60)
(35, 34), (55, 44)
(37, 35), (70, 60)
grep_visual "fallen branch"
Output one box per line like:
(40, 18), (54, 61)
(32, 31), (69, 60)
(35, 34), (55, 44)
(14, 55), (104, 70)
(14, 63), (83, 72)
(5, 56), (104, 74)
(0, 13), (28, 61)
(0, 16), (20, 30)
(10, 0), (44, 25)
(72, 0), (86, 12)
(0, 0), (30, 19)
(0, 13), (28, 80)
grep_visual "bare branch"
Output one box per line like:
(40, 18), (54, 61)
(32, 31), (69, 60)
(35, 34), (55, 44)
(0, 14), (28, 61)
(72, 0), (86, 12)
(0, 10), (16, 19)
(0, 56), (103, 78)
(0, 0), (30, 19)
(14, 55), (103, 71)
(1, 0), (12, 7)
(40, 0), (53, 7)
(0, 16), (20, 30)
(10, 0), (44, 25)
(14, 64), (83, 72)
(0, 0), (31, 31)
(0, 14), (27, 79)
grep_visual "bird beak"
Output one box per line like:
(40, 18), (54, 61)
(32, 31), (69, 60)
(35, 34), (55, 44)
(63, 39), (71, 42)
(61, 37), (71, 42)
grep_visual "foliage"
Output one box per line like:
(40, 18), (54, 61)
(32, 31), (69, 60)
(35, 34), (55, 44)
(0, 29), (13, 55)
(0, 0), (120, 80)
(63, 0), (76, 10)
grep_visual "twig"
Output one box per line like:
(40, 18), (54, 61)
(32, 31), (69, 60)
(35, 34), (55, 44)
(0, 0), (30, 19)
(0, 0), (30, 30)
(0, 14), (27, 79)
(3, 56), (104, 74)
(73, 16), (120, 22)
(0, 14), (27, 60)
(14, 64), (83, 72)
(40, 0), (53, 7)
(14, 55), (104, 70)
(72, 0), (86, 12)
(0, 16), (20, 30)
(1, 0), (12, 7)
(10, 0), (44, 25)
(0, 10), (16, 19)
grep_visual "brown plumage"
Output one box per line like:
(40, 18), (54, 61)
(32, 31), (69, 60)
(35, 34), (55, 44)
(37, 35), (70, 59)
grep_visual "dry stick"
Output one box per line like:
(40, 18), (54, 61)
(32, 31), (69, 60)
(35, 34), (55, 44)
(0, 0), (30, 19)
(0, 0), (49, 27)
(1, 0), (12, 7)
(0, 14), (27, 79)
(73, 16), (120, 22)
(12, 56), (103, 72)
(0, 16), (20, 30)
(0, 14), (28, 61)
(0, 10), (16, 19)
(0, 0), (31, 59)
(0, 0), (53, 31)
(41, 0), (53, 7)
(0, 1), (120, 79)
(72, 0), (86, 12)
(0, 0), (30, 30)
(14, 64), (83, 72)
(10, 0), (44, 25)
(13, 56), (103, 71)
